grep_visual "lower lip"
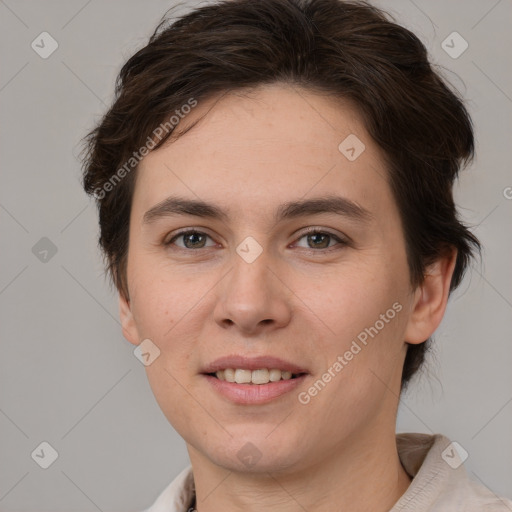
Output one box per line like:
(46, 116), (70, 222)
(203, 374), (307, 405)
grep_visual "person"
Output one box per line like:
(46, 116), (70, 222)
(80, 0), (512, 510)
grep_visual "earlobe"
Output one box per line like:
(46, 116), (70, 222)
(404, 250), (457, 344)
(119, 292), (140, 346)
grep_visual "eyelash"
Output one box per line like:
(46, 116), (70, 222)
(164, 227), (348, 253)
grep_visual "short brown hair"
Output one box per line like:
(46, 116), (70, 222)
(80, 0), (480, 391)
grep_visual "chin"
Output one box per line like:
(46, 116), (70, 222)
(200, 431), (305, 474)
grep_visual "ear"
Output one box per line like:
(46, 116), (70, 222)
(119, 292), (140, 346)
(404, 249), (457, 344)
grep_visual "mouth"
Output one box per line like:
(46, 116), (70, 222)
(201, 354), (310, 405)
(201, 356), (309, 404)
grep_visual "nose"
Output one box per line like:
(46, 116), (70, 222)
(213, 248), (292, 336)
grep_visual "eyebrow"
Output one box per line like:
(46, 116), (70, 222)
(142, 195), (373, 225)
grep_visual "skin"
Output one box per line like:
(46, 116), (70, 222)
(119, 83), (456, 512)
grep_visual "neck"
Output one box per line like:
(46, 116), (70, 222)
(188, 428), (412, 512)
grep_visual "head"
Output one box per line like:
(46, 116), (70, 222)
(81, 0), (480, 473)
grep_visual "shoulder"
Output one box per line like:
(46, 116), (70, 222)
(142, 465), (195, 512)
(392, 433), (512, 511)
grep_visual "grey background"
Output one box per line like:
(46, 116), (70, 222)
(0, 0), (511, 510)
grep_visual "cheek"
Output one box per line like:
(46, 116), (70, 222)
(299, 299), (407, 436)
(144, 363), (198, 441)
(318, 260), (405, 334)
(128, 257), (201, 338)
(308, 260), (409, 386)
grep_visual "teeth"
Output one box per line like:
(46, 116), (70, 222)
(251, 369), (269, 384)
(269, 369), (282, 382)
(224, 368), (235, 382)
(234, 369), (252, 384)
(213, 368), (297, 384)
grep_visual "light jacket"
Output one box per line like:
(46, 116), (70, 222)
(143, 433), (512, 511)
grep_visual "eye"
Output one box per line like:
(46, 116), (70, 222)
(164, 228), (348, 252)
(293, 228), (347, 251)
(165, 229), (217, 249)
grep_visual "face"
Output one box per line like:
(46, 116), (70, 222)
(120, 83), (444, 474)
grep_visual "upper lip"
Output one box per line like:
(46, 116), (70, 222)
(201, 355), (309, 374)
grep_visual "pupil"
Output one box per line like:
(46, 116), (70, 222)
(310, 233), (328, 248)
(185, 233), (204, 248)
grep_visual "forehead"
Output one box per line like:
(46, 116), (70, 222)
(133, 83), (394, 224)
